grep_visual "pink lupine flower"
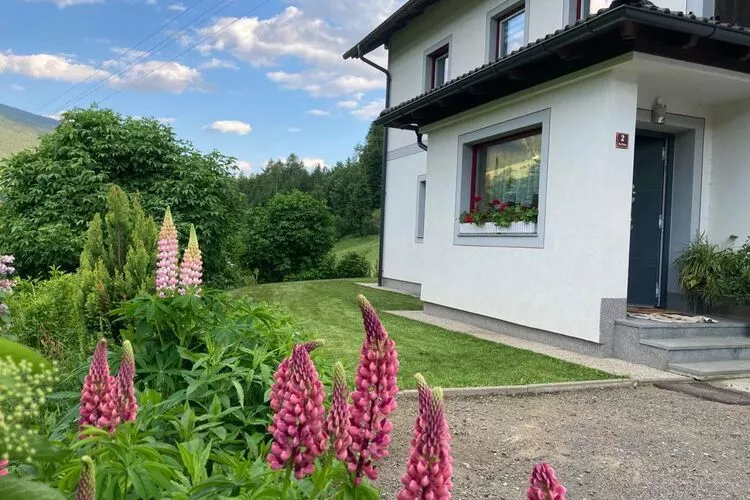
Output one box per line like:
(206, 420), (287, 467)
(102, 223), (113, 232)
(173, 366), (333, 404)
(79, 338), (120, 434)
(178, 224), (203, 295)
(326, 361), (353, 461)
(155, 207), (179, 297)
(397, 376), (453, 500)
(115, 340), (138, 422)
(76, 456), (96, 500)
(527, 463), (567, 500)
(0, 458), (8, 476)
(0, 255), (15, 276)
(270, 340), (324, 415)
(268, 344), (328, 479)
(347, 295), (399, 484)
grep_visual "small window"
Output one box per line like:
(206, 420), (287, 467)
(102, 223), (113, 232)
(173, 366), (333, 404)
(427, 44), (449, 90)
(416, 177), (427, 240)
(493, 5), (525, 60)
(576, 0), (610, 19)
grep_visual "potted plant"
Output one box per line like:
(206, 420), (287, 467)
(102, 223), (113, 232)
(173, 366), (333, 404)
(459, 197), (537, 235)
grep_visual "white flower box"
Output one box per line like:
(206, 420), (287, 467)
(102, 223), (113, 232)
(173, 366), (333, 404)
(459, 221), (537, 235)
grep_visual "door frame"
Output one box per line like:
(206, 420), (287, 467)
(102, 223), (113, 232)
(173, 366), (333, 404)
(630, 130), (675, 308)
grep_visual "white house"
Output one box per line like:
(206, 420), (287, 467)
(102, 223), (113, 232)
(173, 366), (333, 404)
(344, 0), (750, 377)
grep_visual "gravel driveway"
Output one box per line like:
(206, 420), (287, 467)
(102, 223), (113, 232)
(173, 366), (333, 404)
(377, 386), (750, 499)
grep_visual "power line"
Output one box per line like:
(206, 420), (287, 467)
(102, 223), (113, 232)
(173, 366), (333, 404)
(52, 0), (237, 114)
(36, 0), (211, 113)
(98, 0), (275, 106)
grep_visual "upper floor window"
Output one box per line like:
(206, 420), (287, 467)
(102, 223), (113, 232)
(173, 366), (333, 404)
(576, 0), (610, 19)
(493, 5), (525, 60)
(427, 44), (450, 89)
(715, 0), (750, 27)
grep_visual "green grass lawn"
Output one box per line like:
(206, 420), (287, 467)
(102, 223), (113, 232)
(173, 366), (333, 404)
(235, 279), (616, 389)
(333, 235), (379, 272)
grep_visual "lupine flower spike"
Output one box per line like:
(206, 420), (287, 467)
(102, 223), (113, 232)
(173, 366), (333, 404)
(347, 295), (399, 484)
(326, 361), (353, 461)
(0, 458), (8, 476)
(269, 340), (324, 420)
(179, 224), (203, 295)
(155, 207), (179, 297)
(79, 338), (119, 434)
(76, 456), (96, 500)
(268, 343), (328, 479)
(115, 340), (138, 422)
(527, 463), (567, 500)
(397, 375), (453, 500)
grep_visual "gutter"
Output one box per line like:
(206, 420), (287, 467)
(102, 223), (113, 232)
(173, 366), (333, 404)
(374, 4), (749, 127)
(359, 54), (391, 287)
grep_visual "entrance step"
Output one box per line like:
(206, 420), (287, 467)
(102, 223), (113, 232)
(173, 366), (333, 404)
(669, 360), (750, 379)
(615, 318), (750, 339)
(640, 336), (750, 350)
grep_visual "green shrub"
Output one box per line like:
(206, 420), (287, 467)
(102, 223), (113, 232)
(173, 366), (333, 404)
(6, 271), (89, 367)
(335, 251), (371, 278)
(245, 191), (336, 283)
(283, 253), (338, 282)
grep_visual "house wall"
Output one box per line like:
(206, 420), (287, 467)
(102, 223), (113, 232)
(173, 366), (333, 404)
(419, 71), (638, 343)
(707, 100), (750, 245)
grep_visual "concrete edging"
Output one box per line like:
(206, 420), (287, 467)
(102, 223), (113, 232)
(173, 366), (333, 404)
(397, 378), (691, 398)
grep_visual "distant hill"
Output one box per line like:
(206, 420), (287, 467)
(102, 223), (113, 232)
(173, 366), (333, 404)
(0, 103), (58, 159)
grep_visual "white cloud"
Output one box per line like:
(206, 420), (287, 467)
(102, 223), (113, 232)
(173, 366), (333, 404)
(24, 0), (102, 6)
(156, 117), (176, 124)
(306, 109), (330, 117)
(110, 60), (202, 93)
(110, 47), (152, 64)
(199, 58), (238, 70)
(234, 160), (253, 174)
(167, 3), (186, 12)
(0, 51), (108, 82)
(9, 84), (25, 91)
(301, 158), (327, 170)
(207, 120), (252, 135)
(288, 127), (302, 133)
(44, 111), (65, 120)
(337, 100), (358, 109)
(196, 4), (393, 97)
(350, 99), (385, 121)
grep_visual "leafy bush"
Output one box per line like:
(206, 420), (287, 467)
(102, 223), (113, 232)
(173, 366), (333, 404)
(283, 253), (338, 282)
(245, 191), (336, 283)
(335, 251), (371, 278)
(6, 271), (89, 367)
(0, 107), (245, 285)
(677, 235), (741, 310)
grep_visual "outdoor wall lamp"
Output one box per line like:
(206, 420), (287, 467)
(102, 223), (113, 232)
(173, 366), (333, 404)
(651, 97), (667, 124)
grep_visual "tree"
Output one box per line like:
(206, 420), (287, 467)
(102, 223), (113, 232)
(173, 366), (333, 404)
(355, 124), (384, 210)
(0, 107), (244, 284)
(245, 191), (335, 282)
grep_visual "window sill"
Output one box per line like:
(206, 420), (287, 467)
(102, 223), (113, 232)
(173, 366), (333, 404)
(458, 222), (537, 236)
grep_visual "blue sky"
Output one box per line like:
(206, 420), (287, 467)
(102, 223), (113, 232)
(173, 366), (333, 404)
(0, 0), (402, 174)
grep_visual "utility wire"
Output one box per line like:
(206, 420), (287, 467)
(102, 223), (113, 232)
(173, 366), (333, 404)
(36, 0), (210, 113)
(97, 0), (274, 106)
(52, 0), (237, 114)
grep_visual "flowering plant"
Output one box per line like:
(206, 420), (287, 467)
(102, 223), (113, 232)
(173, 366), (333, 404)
(460, 197), (538, 227)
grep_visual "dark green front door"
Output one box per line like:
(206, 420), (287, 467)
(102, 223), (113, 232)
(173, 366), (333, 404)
(628, 134), (668, 307)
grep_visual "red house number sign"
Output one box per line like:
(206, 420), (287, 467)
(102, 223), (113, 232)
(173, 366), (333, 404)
(615, 132), (629, 149)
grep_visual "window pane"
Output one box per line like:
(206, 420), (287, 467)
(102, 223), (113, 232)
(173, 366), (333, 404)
(480, 132), (541, 208)
(584, 0), (610, 16)
(500, 11), (525, 56)
(434, 55), (448, 86)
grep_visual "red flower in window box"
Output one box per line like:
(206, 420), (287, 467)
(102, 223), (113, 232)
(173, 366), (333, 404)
(472, 195), (482, 203)
(464, 214), (474, 223)
(491, 199), (501, 206)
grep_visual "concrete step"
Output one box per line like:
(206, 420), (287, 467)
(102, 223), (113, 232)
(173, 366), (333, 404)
(615, 318), (750, 339)
(641, 336), (750, 350)
(669, 360), (750, 379)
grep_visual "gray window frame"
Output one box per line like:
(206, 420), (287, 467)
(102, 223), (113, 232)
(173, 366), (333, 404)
(486, 1), (528, 63)
(416, 175), (427, 242)
(423, 35), (453, 92)
(454, 108), (551, 248)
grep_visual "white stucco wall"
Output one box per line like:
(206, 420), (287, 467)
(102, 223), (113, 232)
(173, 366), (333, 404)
(381, 152), (427, 285)
(707, 100), (750, 245)
(418, 71), (638, 343)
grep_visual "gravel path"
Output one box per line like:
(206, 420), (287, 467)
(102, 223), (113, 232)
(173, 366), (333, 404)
(377, 386), (750, 499)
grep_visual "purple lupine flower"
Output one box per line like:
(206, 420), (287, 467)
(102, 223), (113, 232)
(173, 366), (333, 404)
(178, 224), (203, 295)
(527, 463), (567, 500)
(115, 340), (138, 422)
(326, 361), (353, 461)
(79, 339), (120, 434)
(75, 456), (96, 500)
(155, 207), (179, 297)
(347, 295), (399, 484)
(397, 376), (453, 500)
(268, 344), (328, 479)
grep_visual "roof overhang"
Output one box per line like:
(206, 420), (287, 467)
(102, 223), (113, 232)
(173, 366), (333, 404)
(342, 0), (444, 60)
(375, 4), (750, 129)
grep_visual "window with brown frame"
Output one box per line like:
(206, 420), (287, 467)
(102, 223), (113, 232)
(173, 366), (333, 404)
(427, 44), (450, 90)
(493, 5), (525, 60)
(575, 0), (609, 19)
